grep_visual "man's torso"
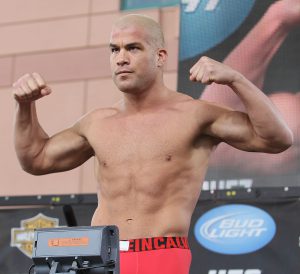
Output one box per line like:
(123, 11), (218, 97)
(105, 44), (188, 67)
(81, 94), (218, 239)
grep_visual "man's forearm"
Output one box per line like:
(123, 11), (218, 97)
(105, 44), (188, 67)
(229, 74), (293, 150)
(14, 102), (49, 172)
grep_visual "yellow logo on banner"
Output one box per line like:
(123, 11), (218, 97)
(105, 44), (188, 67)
(11, 213), (59, 258)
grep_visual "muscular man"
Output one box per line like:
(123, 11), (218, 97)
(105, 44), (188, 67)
(201, 0), (300, 176)
(12, 15), (293, 274)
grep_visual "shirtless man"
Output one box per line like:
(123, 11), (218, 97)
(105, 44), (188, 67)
(12, 14), (293, 274)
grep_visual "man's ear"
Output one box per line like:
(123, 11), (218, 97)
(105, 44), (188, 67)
(157, 48), (168, 67)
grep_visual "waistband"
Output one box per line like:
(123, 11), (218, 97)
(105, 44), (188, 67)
(119, 236), (189, 252)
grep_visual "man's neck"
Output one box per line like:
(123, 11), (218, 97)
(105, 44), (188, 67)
(122, 84), (171, 113)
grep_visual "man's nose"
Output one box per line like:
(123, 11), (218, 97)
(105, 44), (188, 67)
(116, 49), (129, 66)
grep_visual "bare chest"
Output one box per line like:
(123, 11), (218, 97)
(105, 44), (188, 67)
(87, 111), (200, 165)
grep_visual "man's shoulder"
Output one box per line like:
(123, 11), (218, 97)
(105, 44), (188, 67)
(85, 107), (120, 119)
(174, 91), (226, 110)
(171, 91), (199, 107)
(74, 105), (121, 131)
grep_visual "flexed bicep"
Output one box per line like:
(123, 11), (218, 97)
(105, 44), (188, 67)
(202, 105), (277, 153)
(37, 126), (94, 175)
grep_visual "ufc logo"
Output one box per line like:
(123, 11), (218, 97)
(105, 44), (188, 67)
(182, 0), (221, 13)
(208, 270), (261, 274)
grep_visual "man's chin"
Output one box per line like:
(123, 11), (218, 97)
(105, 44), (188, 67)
(116, 84), (139, 94)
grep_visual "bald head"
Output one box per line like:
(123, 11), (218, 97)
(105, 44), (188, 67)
(112, 14), (165, 48)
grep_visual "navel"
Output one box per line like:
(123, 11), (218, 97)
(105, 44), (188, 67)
(165, 154), (172, 161)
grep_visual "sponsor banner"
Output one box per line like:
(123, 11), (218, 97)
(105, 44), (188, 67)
(188, 199), (300, 274)
(208, 270), (261, 274)
(194, 204), (276, 255)
(121, 0), (178, 10)
(11, 213), (59, 258)
(0, 204), (96, 274)
(178, 0), (300, 187)
(179, 0), (255, 60)
(1, 196), (300, 273)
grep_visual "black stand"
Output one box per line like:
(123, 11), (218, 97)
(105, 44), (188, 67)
(49, 261), (76, 274)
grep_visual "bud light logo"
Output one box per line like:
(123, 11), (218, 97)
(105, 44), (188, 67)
(194, 204), (276, 255)
(179, 0), (256, 60)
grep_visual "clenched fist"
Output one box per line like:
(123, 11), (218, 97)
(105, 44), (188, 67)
(12, 73), (52, 103)
(189, 56), (241, 85)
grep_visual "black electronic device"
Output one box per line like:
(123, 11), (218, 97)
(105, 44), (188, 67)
(31, 226), (119, 274)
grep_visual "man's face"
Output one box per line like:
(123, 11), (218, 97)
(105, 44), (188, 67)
(109, 25), (159, 94)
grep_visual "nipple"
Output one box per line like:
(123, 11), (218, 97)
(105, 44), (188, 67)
(126, 218), (133, 224)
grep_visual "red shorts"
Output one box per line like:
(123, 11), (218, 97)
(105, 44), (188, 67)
(119, 236), (191, 274)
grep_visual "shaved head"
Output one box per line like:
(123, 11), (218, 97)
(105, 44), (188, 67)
(109, 14), (168, 94)
(112, 14), (165, 48)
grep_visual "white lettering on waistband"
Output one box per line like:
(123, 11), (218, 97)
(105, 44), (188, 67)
(119, 240), (130, 251)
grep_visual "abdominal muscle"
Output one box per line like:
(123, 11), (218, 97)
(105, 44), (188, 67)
(91, 202), (193, 240)
(90, 157), (206, 240)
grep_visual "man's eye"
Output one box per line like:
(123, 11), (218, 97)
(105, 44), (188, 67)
(111, 48), (119, 53)
(129, 46), (139, 51)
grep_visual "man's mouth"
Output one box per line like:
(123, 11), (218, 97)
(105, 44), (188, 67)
(115, 70), (133, 75)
